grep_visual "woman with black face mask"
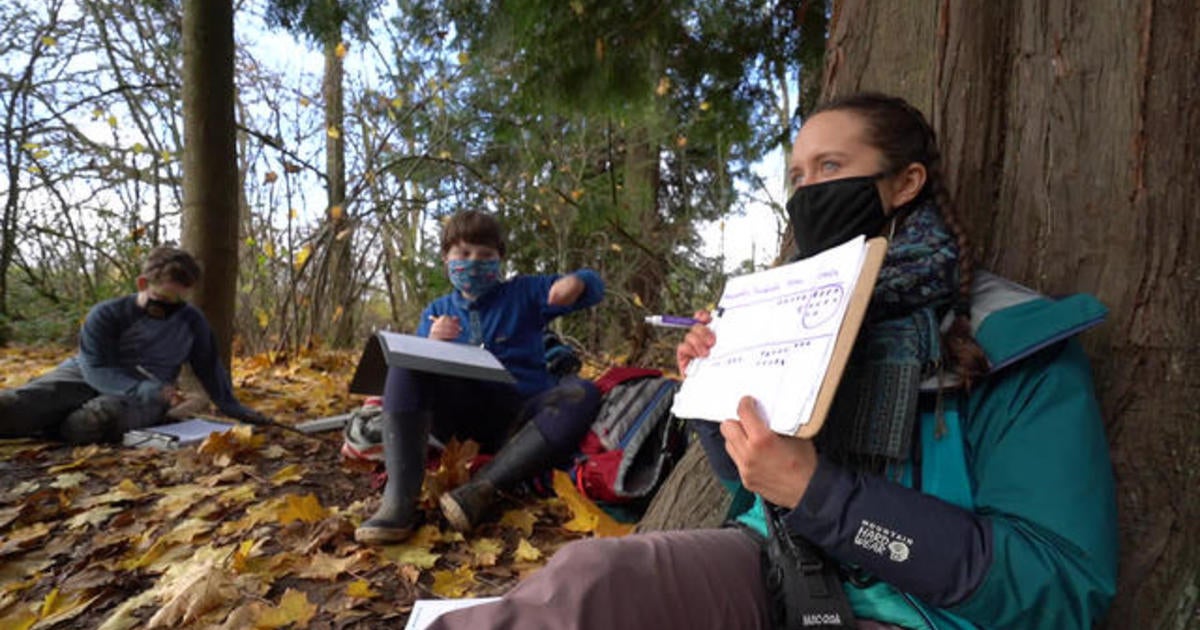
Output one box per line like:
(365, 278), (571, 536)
(424, 93), (1118, 630)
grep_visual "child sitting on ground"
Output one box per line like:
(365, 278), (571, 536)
(354, 210), (605, 544)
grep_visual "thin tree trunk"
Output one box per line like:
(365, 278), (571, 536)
(181, 0), (239, 368)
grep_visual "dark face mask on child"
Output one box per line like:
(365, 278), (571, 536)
(144, 298), (185, 319)
(786, 174), (889, 260)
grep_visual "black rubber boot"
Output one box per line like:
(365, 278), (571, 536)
(440, 421), (559, 532)
(355, 409), (431, 544)
(60, 396), (127, 444)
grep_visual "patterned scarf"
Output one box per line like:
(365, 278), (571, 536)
(813, 200), (960, 471)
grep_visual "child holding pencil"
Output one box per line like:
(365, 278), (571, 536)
(355, 210), (605, 544)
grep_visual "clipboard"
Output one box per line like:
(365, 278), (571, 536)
(794, 236), (887, 438)
(668, 236), (888, 437)
(348, 331), (516, 395)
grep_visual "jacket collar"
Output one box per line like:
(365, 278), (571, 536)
(919, 270), (1107, 391)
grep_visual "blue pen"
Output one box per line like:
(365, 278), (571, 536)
(643, 314), (700, 329)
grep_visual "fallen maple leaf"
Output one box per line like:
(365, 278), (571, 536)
(469, 538), (503, 567)
(65, 505), (121, 530)
(276, 493), (328, 524)
(551, 470), (634, 538)
(377, 544), (441, 570)
(431, 565), (476, 598)
(512, 538), (543, 562)
(498, 508), (538, 537)
(345, 579), (379, 599)
(269, 463), (304, 485)
(198, 425), (265, 466)
(256, 588), (317, 629)
(146, 562), (237, 627)
(50, 472), (88, 489)
(293, 551), (369, 580)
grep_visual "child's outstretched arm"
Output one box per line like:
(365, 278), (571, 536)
(546, 269), (604, 308)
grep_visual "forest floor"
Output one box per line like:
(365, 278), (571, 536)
(0, 344), (635, 629)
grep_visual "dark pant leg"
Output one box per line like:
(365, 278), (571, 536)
(523, 376), (601, 457)
(427, 528), (770, 630)
(0, 362), (98, 439)
(428, 377), (523, 453)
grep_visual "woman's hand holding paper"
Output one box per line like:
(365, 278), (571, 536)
(720, 395), (818, 509)
(674, 310), (715, 375)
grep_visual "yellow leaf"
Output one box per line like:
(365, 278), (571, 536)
(299, 96), (310, 107)
(700, 101), (711, 111)
(38, 588), (59, 618)
(255, 308), (270, 330)
(32, 149), (50, 160)
(335, 41), (348, 58)
(610, 242), (623, 252)
(159, 149), (172, 162)
(295, 551), (367, 580)
(91, 107), (104, 120)
(294, 245), (311, 268)
(26, 165), (40, 174)
(431, 566), (475, 598)
(33, 589), (99, 629)
(289, 208), (299, 220)
(0, 607), (37, 630)
(264, 242), (275, 258)
(377, 544), (440, 570)
(655, 76), (671, 97)
(40, 35), (56, 47)
(437, 150), (452, 160)
(594, 37), (604, 61)
(676, 136), (688, 148)
(469, 538), (503, 567)
(275, 493), (327, 524)
(551, 470), (633, 538)
(390, 96), (404, 109)
(106, 114), (118, 128)
(456, 51), (469, 65)
(257, 589), (316, 629)
(498, 508), (537, 537)
(329, 204), (343, 220)
(570, 0), (585, 15)
(331, 304), (345, 323)
(326, 125), (341, 139)
(512, 538), (543, 562)
(570, 188), (584, 201)
(346, 579), (379, 599)
(132, 142), (145, 154)
(269, 463), (302, 485)
(21, 142), (39, 150)
(632, 293), (644, 308)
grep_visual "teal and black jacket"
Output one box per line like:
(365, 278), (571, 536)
(700, 271), (1118, 629)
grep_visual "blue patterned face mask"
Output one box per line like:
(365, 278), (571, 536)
(447, 258), (501, 297)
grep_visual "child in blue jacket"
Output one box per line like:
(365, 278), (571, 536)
(355, 210), (605, 544)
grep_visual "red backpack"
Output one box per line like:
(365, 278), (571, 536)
(572, 367), (685, 504)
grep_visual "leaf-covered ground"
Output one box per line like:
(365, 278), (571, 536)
(0, 345), (633, 629)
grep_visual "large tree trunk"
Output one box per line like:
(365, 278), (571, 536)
(643, 2), (1199, 626)
(181, 0), (239, 367)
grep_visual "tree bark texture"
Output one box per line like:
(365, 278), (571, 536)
(181, 0), (239, 367)
(321, 38), (356, 347)
(819, 1), (1198, 627)
(637, 440), (731, 533)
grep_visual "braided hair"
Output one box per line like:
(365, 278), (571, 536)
(812, 93), (988, 386)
